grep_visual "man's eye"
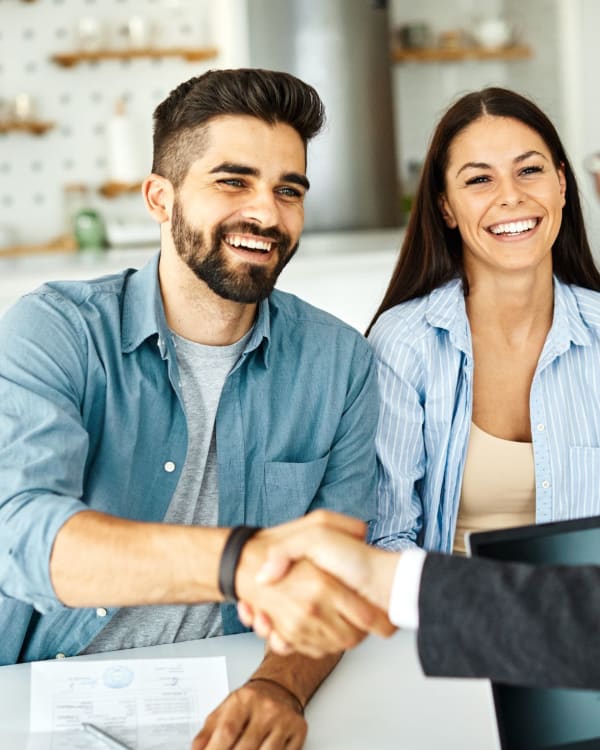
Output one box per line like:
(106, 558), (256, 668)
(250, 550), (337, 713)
(465, 175), (490, 185)
(277, 186), (302, 198)
(218, 178), (244, 188)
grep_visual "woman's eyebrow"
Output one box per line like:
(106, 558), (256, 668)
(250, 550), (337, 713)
(455, 161), (490, 178)
(455, 150), (549, 178)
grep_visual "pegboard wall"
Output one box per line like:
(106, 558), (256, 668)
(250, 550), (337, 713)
(0, 0), (249, 246)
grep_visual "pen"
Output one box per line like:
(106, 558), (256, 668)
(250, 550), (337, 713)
(81, 721), (133, 750)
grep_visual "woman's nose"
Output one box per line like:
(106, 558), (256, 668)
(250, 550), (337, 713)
(497, 176), (525, 207)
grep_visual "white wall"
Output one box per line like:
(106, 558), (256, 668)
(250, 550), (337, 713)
(3, 0), (600, 254)
(389, 0), (570, 183)
(0, 0), (248, 247)
(0, 230), (401, 332)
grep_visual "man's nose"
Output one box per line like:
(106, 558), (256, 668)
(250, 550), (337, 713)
(239, 188), (279, 226)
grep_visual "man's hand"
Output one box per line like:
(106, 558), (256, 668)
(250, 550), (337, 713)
(257, 517), (399, 610)
(236, 511), (394, 658)
(192, 679), (306, 750)
(237, 511), (400, 654)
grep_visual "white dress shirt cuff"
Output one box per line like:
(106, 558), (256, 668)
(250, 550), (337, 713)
(387, 548), (427, 630)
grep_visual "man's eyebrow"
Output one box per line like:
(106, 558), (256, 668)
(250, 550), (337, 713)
(282, 172), (310, 191)
(455, 150), (549, 178)
(209, 163), (310, 191)
(210, 163), (259, 176)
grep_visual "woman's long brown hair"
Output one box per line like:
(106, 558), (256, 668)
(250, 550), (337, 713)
(366, 87), (600, 336)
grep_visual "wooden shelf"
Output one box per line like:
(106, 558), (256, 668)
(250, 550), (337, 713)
(0, 234), (77, 259)
(99, 181), (142, 198)
(51, 46), (219, 67)
(392, 44), (532, 63)
(0, 120), (55, 135)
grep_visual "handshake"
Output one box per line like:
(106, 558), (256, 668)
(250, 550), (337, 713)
(232, 511), (401, 657)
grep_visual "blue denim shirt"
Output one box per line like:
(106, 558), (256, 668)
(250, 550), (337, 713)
(0, 253), (378, 664)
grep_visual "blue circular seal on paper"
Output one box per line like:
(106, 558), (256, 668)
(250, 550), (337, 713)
(102, 665), (134, 689)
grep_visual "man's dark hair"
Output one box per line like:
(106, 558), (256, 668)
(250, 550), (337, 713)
(152, 68), (326, 187)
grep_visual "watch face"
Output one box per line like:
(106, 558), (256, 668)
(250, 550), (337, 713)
(584, 152), (600, 174)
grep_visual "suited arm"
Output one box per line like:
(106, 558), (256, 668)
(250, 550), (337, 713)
(418, 553), (600, 690)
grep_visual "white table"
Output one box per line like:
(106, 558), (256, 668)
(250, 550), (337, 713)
(0, 630), (500, 749)
(0, 229), (401, 332)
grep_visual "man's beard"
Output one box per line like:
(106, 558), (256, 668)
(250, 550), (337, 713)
(171, 200), (299, 303)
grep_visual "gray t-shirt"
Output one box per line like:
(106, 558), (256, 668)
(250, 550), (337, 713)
(81, 328), (250, 654)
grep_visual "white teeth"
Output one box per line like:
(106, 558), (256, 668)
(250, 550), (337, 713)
(225, 235), (272, 252)
(490, 219), (537, 235)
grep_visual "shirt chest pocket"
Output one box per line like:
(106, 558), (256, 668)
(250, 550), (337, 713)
(566, 447), (600, 517)
(263, 454), (330, 527)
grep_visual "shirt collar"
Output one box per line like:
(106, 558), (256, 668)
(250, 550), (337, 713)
(425, 278), (472, 355)
(121, 252), (272, 364)
(122, 253), (165, 354)
(538, 277), (593, 367)
(422, 275), (593, 362)
(232, 296), (271, 370)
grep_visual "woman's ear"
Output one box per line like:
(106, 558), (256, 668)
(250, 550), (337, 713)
(558, 162), (567, 207)
(142, 174), (173, 223)
(438, 194), (458, 228)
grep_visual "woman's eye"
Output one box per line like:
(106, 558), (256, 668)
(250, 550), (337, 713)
(465, 175), (490, 185)
(520, 165), (544, 176)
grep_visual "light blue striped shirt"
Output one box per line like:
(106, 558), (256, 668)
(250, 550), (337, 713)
(368, 277), (600, 553)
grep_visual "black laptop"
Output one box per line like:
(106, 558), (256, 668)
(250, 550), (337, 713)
(467, 516), (600, 750)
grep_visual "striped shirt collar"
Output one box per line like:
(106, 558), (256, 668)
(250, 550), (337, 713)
(424, 276), (595, 360)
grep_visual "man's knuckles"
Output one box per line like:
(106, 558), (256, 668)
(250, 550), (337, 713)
(209, 718), (243, 745)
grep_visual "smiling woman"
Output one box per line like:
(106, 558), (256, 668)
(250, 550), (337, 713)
(366, 87), (600, 558)
(439, 115), (566, 281)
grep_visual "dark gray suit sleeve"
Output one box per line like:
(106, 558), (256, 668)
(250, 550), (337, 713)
(417, 552), (600, 689)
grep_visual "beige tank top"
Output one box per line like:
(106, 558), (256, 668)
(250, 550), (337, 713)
(453, 422), (536, 555)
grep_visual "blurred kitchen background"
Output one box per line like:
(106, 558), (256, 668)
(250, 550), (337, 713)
(1, 0), (600, 330)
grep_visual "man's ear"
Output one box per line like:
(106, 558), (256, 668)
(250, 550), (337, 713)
(438, 194), (457, 229)
(142, 174), (173, 223)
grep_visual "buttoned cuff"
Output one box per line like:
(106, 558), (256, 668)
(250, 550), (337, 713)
(388, 548), (427, 630)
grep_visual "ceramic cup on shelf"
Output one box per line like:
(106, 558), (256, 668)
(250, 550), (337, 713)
(123, 16), (156, 50)
(12, 93), (36, 122)
(76, 17), (106, 52)
(396, 22), (432, 50)
(471, 17), (513, 48)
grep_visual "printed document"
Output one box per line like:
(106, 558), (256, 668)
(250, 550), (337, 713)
(27, 656), (228, 749)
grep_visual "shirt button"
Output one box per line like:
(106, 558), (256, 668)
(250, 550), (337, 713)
(96, 607), (107, 617)
(164, 461), (176, 473)
(542, 480), (551, 489)
(537, 424), (545, 431)
(56, 653), (66, 660)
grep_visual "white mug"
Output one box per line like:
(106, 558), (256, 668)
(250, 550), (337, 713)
(472, 18), (513, 48)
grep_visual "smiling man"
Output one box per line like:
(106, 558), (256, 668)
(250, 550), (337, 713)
(0, 69), (389, 749)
